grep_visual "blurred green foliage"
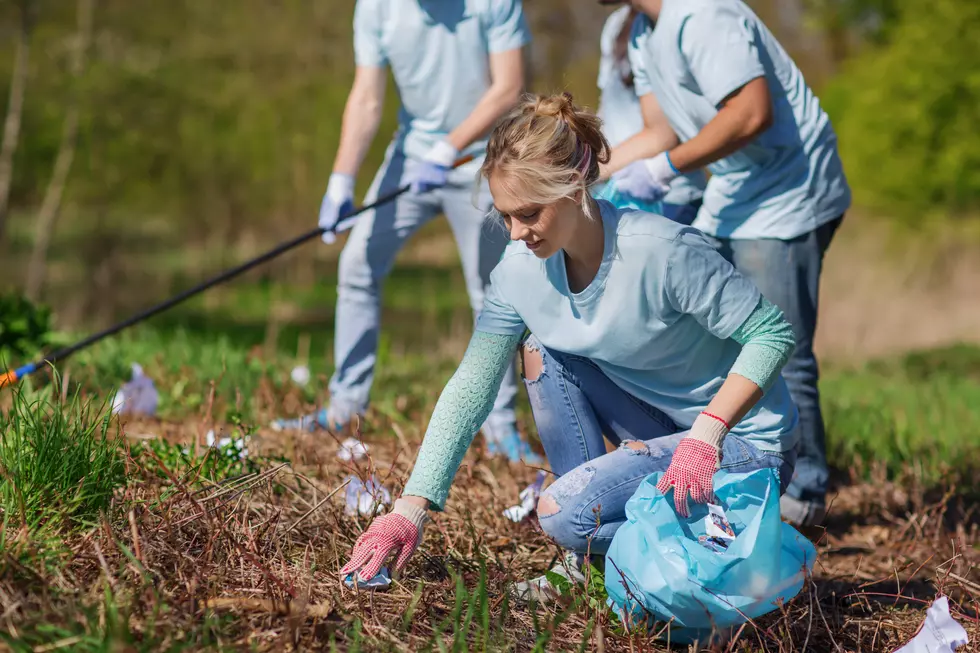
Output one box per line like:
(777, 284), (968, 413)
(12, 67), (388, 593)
(0, 293), (51, 365)
(822, 0), (980, 220)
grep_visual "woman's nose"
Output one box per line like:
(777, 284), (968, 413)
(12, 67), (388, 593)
(509, 220), (529, 241)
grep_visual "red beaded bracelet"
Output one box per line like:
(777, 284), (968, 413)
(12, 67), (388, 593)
(701, 411), (731, 430)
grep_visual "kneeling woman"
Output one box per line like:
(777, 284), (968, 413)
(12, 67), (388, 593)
(341, 93), (800, 599)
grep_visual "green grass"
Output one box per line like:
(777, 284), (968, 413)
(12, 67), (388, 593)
(822, 344), (980, 487)
(0, 380), (125, 533)
(2, 328), (976, 651)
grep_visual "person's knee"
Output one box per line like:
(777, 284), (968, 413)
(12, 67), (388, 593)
(537, 493), (560, 517)
(337, 241), (380, 298)
(521, 343), (543, 382)
(536, 465), (597, 551)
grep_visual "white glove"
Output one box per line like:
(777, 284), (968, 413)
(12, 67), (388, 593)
(642, 151), (681, 189)
(405, 140), (458, 194)
(318, 173), (356, 244)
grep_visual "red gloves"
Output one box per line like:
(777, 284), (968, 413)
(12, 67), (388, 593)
(657, 412), (729, 517)
(340, 498), (429, 581)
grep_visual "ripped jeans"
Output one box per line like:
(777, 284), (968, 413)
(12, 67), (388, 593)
(522, 335), (796, 555)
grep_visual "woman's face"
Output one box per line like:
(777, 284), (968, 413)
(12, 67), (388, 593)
(488, 172), (580, 259)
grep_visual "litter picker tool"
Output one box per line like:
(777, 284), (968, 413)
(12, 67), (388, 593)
(1, 155), (476, 388)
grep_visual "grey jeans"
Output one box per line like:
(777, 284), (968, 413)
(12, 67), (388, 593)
(328, 143), (518, 438)
(702, 216), (843, 520)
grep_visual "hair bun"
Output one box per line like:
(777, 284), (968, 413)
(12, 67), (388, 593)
(534, 92), (576, 120)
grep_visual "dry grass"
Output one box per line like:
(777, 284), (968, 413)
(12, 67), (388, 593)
(3, 400), (979, 652)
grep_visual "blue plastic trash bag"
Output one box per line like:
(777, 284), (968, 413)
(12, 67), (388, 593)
(604, 467), (816, 644)
(592, 180), (665, 215)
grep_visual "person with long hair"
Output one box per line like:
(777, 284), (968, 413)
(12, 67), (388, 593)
(602, 0), (851, 527)
(340, 93), (800, 603)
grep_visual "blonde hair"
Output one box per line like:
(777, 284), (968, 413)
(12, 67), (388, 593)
(481, 92), (611, 220)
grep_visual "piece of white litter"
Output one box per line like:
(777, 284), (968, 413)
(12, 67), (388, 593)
(290, 365), (311, 386)
(111, 363), (159, 417)
(337, 437), (369, 462)
(205, 428), (249, 459)
(697, 503), (737, 554)
(895, 596), (969, 653)
(344, 474), (391, 517)
(344, 566), (391, 591)
(503, 471), (547, 523)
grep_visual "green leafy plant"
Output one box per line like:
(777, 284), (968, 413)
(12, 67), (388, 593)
(0, 294), (52, 367)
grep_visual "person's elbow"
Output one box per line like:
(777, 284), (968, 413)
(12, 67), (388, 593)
(725, 77), (773, 140)
(346, 67), (386, 121)
(494, 75), (524, 111)
(743, 101), (773, 138)
(488, 49), (526, 111)
(347, 87), (384, 120)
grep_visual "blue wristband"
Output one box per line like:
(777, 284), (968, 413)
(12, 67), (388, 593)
(665, 151), (680, 175)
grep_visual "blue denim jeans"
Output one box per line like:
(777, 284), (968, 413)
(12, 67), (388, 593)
(661, 198), (702, 226)
(702, 216), (842, 522)
(522, 336), (796, 555)
(328, 143), (518, 437)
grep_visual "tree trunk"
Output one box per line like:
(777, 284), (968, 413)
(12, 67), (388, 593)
(0, 1), (34, 248)
(25, 0), (95, 301)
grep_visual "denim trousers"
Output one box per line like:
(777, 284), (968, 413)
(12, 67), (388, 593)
(328, 143), (518, 437)
(522, 336), (796, 555)
(661, 198), (702, 226)
(702, 216), (842, 520)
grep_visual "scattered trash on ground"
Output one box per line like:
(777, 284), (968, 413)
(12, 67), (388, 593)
(206, 428), (249, 458)
(895, 596), (969, 653)
(337, 437), (369, 462)
(503, 471), (548, 523)
(344, 566), (391, 591)
(290, 365), (311, 386)
(111, 363), (158, 416)
(343, 474), (391, 517)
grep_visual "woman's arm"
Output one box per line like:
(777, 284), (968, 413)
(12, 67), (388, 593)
(700, 297), (796, 427)
(401, 330), (523, 510)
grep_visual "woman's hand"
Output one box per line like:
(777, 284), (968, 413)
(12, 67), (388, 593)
(657, 412), (729, 517)
(340, 497), (429, 581)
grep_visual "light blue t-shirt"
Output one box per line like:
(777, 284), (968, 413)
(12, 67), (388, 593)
(629, 0), (851, 239)
(597, 6), (707, 207)
(353, 0), (531, 161)
(476, 200), (799, 452)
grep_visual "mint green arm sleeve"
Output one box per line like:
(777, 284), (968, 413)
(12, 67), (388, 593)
(729, 297), (797, 393)
(402, 330), (523, 510)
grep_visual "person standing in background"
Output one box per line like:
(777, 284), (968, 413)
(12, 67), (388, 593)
(273, 0), (542, 464)
(602, 0), (851, 528)
(596, 1), (707, 224)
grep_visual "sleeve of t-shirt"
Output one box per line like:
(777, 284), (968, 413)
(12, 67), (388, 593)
(486, 0), (532, 53)
(597, 7), (630, 90)
(663, 230), (761, 340)
(353, 0), (387, 68)
(679, 7), (765, 107)
(475, 272), (527, 336)
(628, 15), (654, 98)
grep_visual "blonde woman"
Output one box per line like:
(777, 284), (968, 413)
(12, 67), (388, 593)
(341, 93), (800, 602)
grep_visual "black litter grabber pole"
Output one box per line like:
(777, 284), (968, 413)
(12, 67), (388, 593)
(1, 155), (476, 388)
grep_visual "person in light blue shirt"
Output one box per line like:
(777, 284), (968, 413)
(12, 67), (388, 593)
(340, 93), (801, 605)
(595, 1), (707, 225)
(273, 0), (540, 463)
(601, 0), (851, 527)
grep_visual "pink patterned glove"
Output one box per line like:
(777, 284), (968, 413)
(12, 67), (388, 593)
(657, 412), (729, 517)
(340, 498), (428, 581)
